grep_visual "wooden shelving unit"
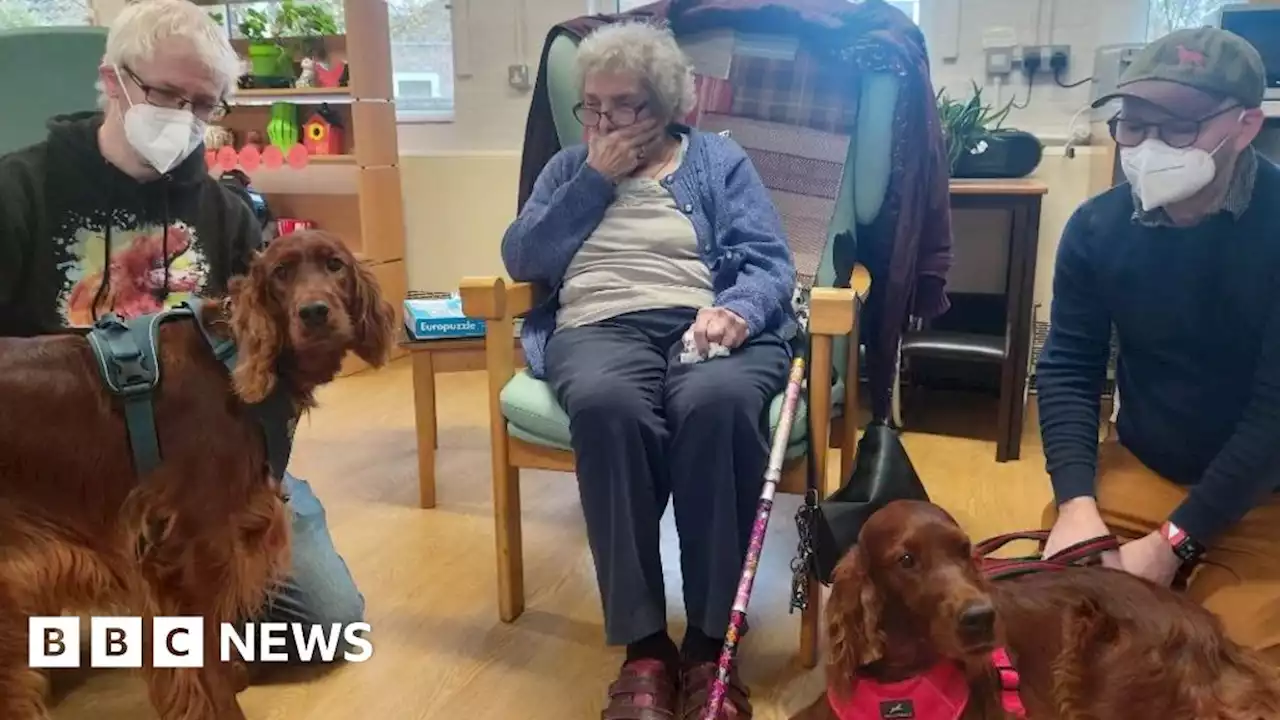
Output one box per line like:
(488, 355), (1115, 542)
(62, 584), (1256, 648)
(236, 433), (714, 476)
(197, 0), (409, 375)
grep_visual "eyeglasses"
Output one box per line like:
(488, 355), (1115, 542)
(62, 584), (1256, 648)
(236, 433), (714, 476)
(573, 102), (648, 128)
(122, 66), (230, 122)
(1108, 104), (1241, 149)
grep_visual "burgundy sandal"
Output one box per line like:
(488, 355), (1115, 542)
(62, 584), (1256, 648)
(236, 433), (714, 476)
(678, 662), (753, 719)
(602, 659), (679, 720)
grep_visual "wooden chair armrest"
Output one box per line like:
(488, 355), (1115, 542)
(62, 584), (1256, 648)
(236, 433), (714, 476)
(459, 277), (538, 320)
(807, 264), (872, 337)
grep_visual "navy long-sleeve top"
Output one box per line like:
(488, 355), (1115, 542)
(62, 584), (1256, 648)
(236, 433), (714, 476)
(1036, 152), (1280, 543)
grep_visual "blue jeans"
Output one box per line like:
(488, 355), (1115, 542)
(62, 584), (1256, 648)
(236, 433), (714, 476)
(251, 473), (364, 659)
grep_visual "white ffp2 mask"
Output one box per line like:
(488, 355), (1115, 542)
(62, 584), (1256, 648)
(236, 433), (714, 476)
(116, 65), (206, 174)
(1120, 139), (1220, 211)
(1119, 111), (1243, 212)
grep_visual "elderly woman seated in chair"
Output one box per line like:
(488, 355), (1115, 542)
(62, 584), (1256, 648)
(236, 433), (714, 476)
(501, 20), (796, 720)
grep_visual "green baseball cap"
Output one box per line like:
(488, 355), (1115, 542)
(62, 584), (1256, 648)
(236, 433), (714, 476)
(1092, 27), (1266, 117)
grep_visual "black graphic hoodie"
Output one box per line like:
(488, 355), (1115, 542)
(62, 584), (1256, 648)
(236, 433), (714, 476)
(0, 111), (261, 336)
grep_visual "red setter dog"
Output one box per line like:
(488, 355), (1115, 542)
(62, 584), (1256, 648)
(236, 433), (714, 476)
(791, 500), (1280, 720)
(0, 230), (396, 720)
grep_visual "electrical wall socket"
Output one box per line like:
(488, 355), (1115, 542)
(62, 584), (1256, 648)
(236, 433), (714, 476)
(985, 47), (1015, 76)
(508, 64), (531, 90)
(1021, 44), (1071, 73)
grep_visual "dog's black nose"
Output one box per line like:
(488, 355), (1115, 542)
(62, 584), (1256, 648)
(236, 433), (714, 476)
(958, 602), (996, 637)
(298, 302), (330, 327)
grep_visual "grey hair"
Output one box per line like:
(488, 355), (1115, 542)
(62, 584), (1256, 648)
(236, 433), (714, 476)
(574, 21), (697, 123)
(96, 0), (242, 109)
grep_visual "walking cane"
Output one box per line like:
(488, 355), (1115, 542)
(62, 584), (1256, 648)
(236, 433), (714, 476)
(700, 325), (810, 720)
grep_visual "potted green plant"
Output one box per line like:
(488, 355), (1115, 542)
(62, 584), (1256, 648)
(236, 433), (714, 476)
(238, 1), (340, 81)
(277, 1), (340, 61)
(239, 8), (290, 80)
(936, 81), (1044, 179)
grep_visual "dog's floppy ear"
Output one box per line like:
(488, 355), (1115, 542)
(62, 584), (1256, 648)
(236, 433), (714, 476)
(826, 545), (883, 698)
(229, 253), (283, 404)
(349, 258), (396, 367)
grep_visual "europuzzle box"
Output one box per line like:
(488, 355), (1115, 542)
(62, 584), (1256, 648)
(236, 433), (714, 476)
(403, 292), (486, 340)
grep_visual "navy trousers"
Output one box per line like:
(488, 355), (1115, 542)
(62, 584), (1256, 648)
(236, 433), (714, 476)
(545, 308), (789, 645)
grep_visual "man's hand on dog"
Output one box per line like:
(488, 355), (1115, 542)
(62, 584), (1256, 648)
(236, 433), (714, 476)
(1043, 497), (1123, 570)
(1119, 531), (1181, 588)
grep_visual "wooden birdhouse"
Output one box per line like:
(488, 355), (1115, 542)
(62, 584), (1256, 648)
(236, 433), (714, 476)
(302, 104), (344, 156)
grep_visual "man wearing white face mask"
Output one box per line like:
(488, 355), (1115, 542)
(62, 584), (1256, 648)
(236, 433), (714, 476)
(1037, 26), (1280, 660)
(0, 0), (365, 667)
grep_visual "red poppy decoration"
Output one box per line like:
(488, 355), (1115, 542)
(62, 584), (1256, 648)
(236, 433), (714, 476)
(287, 143), (310, 169)
(239, 144), (262, 171)
(263, 145), (285, 169)
(216, 146), (239, 172)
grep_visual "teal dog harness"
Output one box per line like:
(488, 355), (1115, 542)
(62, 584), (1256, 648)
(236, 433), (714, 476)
(86, 299), (296, 480)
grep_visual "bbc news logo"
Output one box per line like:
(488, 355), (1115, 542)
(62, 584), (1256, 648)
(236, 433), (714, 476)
(28, 617), (373, 668)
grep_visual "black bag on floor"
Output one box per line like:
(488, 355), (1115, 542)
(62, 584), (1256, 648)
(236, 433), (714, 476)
(800, 419), (930, 586)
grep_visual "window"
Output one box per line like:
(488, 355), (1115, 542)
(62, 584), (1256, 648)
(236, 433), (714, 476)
(213, 0), (454, 121)
(1147, 0), (1224, 40)
(387, 0), (454, 120)
(0, 0), (91, 28)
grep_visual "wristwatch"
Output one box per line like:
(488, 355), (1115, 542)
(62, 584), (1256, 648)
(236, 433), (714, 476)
(1160, 521), (1207, 566)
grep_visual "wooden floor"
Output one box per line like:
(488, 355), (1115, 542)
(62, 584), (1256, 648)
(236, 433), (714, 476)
(51, 359), (1055, 720)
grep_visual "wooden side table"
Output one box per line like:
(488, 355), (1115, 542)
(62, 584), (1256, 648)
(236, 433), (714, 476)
(899, 179), (1048, 462)
(949, 179), (1048, 462)
(404, 337), (524, 508)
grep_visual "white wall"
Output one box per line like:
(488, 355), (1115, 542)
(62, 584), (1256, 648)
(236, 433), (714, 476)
(398, 0), (589, 155)
(923, 0), (1149, 140)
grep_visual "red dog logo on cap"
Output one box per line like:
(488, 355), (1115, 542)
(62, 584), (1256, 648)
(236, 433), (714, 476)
(1176, 44), (1206, 67)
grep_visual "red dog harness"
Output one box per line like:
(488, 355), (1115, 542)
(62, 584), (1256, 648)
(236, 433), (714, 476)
(829, 532), (1119, 720)
(828, 648), (1026, 720)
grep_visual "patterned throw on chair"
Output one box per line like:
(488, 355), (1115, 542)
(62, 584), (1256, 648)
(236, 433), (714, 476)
(685, 46), (857, 288)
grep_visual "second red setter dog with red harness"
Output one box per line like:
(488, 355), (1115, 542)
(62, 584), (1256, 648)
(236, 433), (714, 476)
(791, 500), (1280, 719)
(0, 230), (395, 720)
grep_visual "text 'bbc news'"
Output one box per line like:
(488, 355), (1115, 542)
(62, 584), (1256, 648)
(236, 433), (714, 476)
(28, 617), (373, 668)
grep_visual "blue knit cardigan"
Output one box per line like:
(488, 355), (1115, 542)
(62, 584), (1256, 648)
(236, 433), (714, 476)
(501, 128), (798, 379)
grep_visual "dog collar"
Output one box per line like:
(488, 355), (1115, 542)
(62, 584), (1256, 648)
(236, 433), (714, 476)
(830, 649), (1026, 720)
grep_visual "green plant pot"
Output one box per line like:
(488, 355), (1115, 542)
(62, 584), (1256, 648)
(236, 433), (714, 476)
(247, 42), (290, 78)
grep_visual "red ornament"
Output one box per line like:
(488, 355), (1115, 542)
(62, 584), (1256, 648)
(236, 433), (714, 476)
(287, 144), (310, 169)
(302, 111), (344, 156)
(239, 144), (262, 171)
(216, 146), (239, 172)
(315, 60), (346, 88)
(263, 145), (285, 169)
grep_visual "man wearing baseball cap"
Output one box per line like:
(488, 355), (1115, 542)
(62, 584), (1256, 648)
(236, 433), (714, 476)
(1036, 26), (1280, 660)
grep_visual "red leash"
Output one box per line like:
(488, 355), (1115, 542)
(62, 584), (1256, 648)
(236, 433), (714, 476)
(977, 531), (1120, 582)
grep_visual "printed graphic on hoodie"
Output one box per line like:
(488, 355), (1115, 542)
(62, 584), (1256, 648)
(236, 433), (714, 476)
(55, 212), (209, 327)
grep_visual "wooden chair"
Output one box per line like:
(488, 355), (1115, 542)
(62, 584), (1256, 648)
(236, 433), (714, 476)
(460, 270), (869, 669)
(458, 23), (901, 670)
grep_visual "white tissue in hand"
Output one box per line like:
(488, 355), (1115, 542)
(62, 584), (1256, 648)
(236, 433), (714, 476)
(678, 329), (731, 364)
